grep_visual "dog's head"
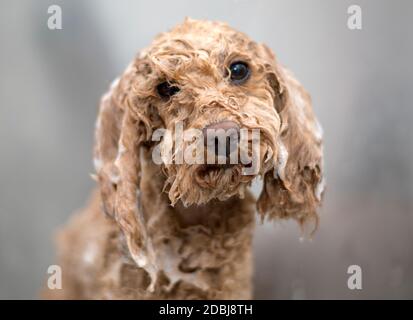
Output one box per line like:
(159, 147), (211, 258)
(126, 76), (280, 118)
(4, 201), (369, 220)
(94, 18), (324, 272)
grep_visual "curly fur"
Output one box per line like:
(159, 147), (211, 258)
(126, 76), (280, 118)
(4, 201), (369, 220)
(44, 18), (324, 300)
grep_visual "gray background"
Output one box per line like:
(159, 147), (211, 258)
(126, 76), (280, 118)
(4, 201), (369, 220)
(0, 0), (412, 299)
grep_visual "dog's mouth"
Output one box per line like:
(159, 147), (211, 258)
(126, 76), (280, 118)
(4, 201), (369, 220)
(194, 163), (235, 187)
(195, 154), (255, 176)
(205, 163), (236, 170)
(193, 161), (256, 190)
(165, 153), (263, 206)
(197, 163), (237, 176)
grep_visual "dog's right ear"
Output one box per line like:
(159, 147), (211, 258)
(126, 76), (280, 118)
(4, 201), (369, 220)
(93, 59), (160, 290)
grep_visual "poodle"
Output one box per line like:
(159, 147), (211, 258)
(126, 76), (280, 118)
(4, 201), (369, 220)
(44, 18), (325, 300)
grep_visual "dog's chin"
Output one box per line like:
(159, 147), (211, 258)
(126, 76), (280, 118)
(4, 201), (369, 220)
(166, 163), (257, 207)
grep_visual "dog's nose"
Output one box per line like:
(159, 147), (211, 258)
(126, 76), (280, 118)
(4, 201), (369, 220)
(203, 121), (240, 158)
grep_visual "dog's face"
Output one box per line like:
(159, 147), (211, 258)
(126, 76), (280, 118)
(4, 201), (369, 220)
(94, 19), (324, 265)
(125, 19), (287, 206)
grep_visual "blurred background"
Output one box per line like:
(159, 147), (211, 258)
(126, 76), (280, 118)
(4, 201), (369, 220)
(0, 0), (412, 299)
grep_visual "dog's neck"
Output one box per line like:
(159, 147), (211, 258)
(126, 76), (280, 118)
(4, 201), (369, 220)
(131, 150), (256, 298)
(173, 197), (242, 227)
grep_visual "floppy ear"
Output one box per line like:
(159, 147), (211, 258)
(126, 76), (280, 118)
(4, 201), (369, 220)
(256, 45), (325, 232)
(93, 60), (159, 290)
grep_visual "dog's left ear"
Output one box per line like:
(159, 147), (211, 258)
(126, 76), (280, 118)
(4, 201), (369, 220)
(256, 44), (325, 231)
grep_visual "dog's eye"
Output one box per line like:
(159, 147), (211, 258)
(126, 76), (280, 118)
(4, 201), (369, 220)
(229, 61), (250, 84)
(157, 81), (180, 99)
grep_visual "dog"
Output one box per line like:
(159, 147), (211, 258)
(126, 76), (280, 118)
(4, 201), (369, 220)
(44, 18), (324, 299)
